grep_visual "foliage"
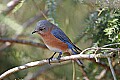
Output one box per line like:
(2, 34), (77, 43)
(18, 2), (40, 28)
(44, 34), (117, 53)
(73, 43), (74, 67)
(86, 8), (120, 46)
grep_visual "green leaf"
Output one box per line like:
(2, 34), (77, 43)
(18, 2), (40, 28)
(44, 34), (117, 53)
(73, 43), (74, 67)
(104, 28), (113, 35)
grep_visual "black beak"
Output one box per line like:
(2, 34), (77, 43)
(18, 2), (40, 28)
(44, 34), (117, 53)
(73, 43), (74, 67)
(32, 30), (38, 34)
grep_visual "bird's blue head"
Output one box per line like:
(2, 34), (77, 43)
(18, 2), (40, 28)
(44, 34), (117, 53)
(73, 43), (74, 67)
(32, 20), (53, 34)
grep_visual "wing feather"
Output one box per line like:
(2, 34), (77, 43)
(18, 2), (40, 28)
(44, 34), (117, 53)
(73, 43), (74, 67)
(51, 28), (71, 43)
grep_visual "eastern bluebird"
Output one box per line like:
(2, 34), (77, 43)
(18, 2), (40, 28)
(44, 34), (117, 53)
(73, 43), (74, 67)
(32, 20), (83, 66)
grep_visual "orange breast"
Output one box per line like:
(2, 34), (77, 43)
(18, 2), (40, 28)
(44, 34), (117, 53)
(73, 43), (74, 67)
(40, 32), (68, 52)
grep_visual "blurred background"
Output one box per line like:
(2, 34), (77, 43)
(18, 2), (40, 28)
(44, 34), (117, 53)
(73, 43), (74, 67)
(0, 0), (120, 80)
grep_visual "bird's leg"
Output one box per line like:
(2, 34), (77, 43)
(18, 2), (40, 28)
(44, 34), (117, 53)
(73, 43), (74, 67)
(57, 52), (62, 62)
(48, 52), (56, 64)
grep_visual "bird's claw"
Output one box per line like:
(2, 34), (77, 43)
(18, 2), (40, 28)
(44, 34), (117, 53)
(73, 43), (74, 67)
(47, 52), (57, 64)
(47, 56), (53, 64)
(47, 54), (62, 64)
(57, 55), (61, 63)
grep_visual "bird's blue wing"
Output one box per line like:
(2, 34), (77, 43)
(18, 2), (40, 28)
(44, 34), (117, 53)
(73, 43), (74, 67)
(51, 27), (75, 49)
(51, 28), (72, 43)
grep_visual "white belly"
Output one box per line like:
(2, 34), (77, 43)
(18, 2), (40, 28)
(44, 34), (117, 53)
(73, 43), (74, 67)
(46, 45), (62, 52)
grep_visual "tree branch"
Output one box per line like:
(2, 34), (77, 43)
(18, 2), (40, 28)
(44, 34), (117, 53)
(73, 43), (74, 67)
(0, 0), (48, 51)
(0, 0), (22, 16)
(0, 53), (115, 80)
(0, 38), (47, 49)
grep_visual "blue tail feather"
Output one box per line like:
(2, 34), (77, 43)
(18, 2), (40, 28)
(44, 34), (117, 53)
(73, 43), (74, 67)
(66, 42), (84, 66)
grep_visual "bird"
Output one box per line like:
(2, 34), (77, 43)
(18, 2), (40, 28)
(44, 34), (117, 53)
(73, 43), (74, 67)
(32, 20), (84, 67)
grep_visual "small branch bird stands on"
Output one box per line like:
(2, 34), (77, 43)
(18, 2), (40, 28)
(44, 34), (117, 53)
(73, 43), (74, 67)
(32, 20), (84, 67)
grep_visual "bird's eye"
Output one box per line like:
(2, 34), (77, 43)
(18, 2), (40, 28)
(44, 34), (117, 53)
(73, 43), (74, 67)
(39, 27), (45, 31)
(39, 28), (43, 31)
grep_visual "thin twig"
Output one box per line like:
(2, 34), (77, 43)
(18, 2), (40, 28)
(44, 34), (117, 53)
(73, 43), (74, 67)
(79, 67), (89, 80)
(95, 69), (107, 79)
(80, 47), (120, 54)
(32, 0), (48, 20)
(72, 61), (76, 80)
(102, 43), (118, 80)
(107, 57), (117, 80)
(102, 43), (120, 48)
(0, 38), (47, 49)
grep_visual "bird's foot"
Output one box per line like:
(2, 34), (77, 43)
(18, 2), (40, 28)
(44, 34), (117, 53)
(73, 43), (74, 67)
(57, 55), (61, 63)
(47, 52), (57, 64)
(47, 56), (54, 64)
